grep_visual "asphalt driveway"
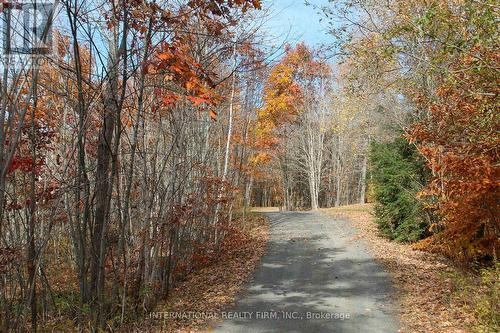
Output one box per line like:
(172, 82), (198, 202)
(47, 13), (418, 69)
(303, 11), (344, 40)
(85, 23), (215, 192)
(209, 211), (400, 333)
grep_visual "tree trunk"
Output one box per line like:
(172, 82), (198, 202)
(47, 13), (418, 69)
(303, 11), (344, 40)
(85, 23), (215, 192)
(359, 154), (367, 204)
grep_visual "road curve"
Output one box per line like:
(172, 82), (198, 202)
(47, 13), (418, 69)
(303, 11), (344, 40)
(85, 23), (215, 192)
(209, 211), (400, 333)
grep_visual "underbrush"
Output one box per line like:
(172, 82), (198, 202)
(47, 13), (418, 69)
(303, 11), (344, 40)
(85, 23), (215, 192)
(124, 212), (270, 332)
(447, 262), (499, 333)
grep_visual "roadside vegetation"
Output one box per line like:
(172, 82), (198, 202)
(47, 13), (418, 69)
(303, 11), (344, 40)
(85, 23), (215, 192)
(370, 138), (432, 242)
(126, 213), (270, 333)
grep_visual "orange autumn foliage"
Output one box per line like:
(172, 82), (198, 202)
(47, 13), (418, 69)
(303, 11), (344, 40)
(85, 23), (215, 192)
(410, 47), (500, 261)
(255, 43), (330, 156)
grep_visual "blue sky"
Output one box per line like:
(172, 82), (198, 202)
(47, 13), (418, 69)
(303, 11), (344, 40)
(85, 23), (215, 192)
(264, 0), (331, 47)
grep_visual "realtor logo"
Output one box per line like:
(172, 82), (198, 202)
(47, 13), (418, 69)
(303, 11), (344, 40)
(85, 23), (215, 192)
(1, 0), (56, 58)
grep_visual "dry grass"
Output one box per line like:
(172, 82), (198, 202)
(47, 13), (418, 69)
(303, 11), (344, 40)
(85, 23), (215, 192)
(249, 206), (280, 213)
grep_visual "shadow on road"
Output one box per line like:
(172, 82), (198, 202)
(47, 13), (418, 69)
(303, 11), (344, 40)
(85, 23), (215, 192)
(211, 211), (400, 333)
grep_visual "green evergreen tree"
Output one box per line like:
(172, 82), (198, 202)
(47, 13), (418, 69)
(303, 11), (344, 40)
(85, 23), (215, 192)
(370, 138), (432, 242)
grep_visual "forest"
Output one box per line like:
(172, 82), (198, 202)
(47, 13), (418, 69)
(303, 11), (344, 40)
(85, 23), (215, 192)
(0, 0), (498, 332)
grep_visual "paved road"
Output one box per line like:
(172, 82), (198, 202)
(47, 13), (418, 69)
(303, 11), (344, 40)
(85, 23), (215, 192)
(210, 211), (400, 333)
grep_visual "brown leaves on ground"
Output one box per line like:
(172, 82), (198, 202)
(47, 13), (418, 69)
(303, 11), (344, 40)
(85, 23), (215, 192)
(129, 214), (269, 333)
(322, 204), (475, 333)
